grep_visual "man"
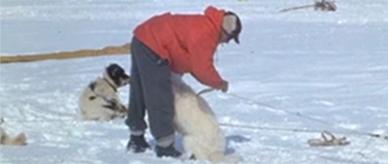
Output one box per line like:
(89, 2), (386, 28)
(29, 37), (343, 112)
(125, 6), (242, 158)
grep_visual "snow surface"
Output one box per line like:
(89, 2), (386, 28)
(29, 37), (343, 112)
(1, 0), (387, 163)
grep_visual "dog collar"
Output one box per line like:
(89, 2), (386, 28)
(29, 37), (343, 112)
(103, 78), (117, 92)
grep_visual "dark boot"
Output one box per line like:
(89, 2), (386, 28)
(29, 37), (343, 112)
(155, 144), (182, 158)
(126, 135), (150, 153)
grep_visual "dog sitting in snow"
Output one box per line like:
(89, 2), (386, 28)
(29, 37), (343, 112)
(79, 63), (130, 121)
(0, 127), (27, 146)
(171, 74), (238, 163)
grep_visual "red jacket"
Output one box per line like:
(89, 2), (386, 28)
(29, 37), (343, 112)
(134, 6), (225, 88)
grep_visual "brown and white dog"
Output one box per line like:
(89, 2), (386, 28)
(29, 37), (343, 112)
(171, 74), (239, 163)
(79, 63), (130, 121)
(0, 127), (27, 146)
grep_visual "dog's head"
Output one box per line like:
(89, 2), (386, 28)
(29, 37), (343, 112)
(105, 63), (130, 87)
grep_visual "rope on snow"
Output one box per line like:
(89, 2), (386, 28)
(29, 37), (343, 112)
(197, 88), (388, 141)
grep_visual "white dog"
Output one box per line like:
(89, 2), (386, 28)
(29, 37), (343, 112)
(79, 64), (130, 121)
(0, 127), (27, 146)
(171, 74), (237, 163)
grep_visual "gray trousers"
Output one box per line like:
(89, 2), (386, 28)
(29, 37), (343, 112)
(125, 37), (175, 146)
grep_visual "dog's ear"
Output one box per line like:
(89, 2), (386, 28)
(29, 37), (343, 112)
(107, 63), (122, 78)
(107, 63), (120, 68)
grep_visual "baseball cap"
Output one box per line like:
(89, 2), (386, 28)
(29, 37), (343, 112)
(222, 11), (242, 44)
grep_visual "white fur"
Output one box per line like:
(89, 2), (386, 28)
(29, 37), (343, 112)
(171, 74), (239, 163)
(79, 73), (127, 121)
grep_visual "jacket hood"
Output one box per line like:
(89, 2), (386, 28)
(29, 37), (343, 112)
(204, 6), (225, 32)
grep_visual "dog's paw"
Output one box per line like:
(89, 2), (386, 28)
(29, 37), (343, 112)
(119, 105), (128, 113)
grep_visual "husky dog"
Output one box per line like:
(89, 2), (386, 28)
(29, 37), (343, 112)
(171, 74), (239, 163)
(79, 63), (130, 121)
(0, 127), (27, 146)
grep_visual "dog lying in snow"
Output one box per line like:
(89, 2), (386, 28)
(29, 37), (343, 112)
(79, 63), (130, 121)
(0, 127), (27, 146)
(171, 74), (239, 163)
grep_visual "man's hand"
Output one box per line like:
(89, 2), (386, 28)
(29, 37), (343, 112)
(219, 80), (229, 93)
